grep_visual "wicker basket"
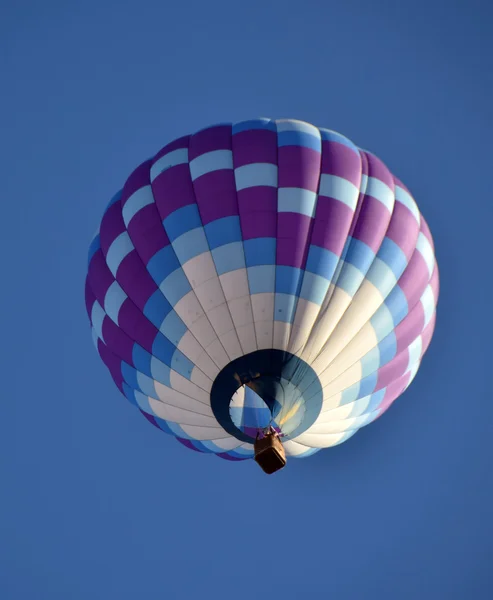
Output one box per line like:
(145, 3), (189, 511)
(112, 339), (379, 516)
(254, 434), (287, 474)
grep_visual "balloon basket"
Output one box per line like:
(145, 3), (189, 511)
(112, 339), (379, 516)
(254, 433), (286, 474)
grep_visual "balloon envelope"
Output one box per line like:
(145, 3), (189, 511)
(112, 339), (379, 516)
(85, 119), (439, 463)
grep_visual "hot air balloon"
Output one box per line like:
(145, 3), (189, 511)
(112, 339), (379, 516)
(85, 119), (439, 474)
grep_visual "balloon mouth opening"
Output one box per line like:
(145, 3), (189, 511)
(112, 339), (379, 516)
(229, 379), (284, 439)
(229, 375), (311, 440)
(210, 349), (324, 444)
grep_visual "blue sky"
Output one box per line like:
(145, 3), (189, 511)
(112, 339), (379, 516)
(1, 1), (491, 598)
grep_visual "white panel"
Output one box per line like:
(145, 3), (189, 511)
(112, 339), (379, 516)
(234, 163), (277, 190)
(307, 413), (372, 435)
(273, 321), (291, 351)
(234, 443), (255, 456)
(416, 232), (435, 277)
(407, 335), (423, 371)
(395, 184), (420, 223)
(251, 292), (274, 322)
(368, 257), (398, 297)
(203, 436), (244, 451)
(182, 251), (217, 287)
(421, 285), (436, 326)
(319, 362), (364, 407)
(227, 296), (254, 327)
(219, 268), (250, 301)
(105, 231), (133, 276)
(275, 119), (318, 135)
(178, 424), (229, 441)
(292, 430), (351, 448)
(287, 325), (307, 355)
(317, 390), (343, 411)
(103, 281), (127, 324)
(255, 322), (274, 349)
(311, 281), (382, 374)
(283, 439), (316, 457)
(189, 149), (233, 181)
(149, 398), (218, 427)
(204, 339), (230, 370)
(91, 327), (100, 349)
(169, 370), (211, 403)
(91, 301), (106, 342)
(194, 278), (226, 312)
(192, 349), (222, 380)
(190, 366), (213, 393)
(318, 174), (359, 209)
(187, 315), (219, 348)
(277, 187), (318, 217)
(177, 331), (219, 378)
(251, 293), (274, 348)
(206, 303), (235, 336)
(318, 396), (372, 422)
(228, 296), (257, 354)
(174, 291), (206, 325)
(349, 280), (384, 320)
(408, 361), (420, 382)
(122, 185), (154, 226)
(362, 176), (395, 212)
(150, 148), (188, 182)
(371, 304), (395, 340)
(288, 298), (321, 354)
(218, 329), (243, 360)
(321, 322), (380, 384)
(234, 324), (258, 355)
(152, 384), (213, 414)
(301, 287), (352, 364)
